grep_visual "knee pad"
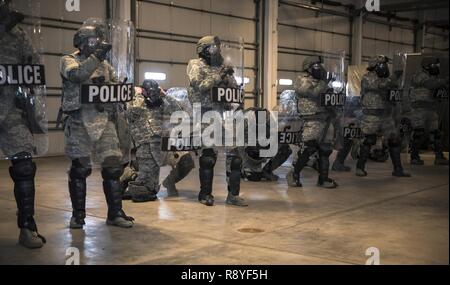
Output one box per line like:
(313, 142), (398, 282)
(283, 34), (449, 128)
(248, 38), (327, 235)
(179, 154), (195, 171)
(363, 135), (377, 146)
(9, 158), (36, 182)
(229, 156), (243, 171)
(319, 144), (333, 157)
(388, 138), (402, 148)
(101, 167), (124, 180)
(200, 154), (217, 169)
(102, 156), (122, 168)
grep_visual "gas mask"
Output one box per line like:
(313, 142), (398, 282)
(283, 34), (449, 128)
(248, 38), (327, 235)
(375, 62), (390, 78)
(80, 36), (102, 57)
(310, 63), (327, 81)
(142, 80), (163, 108)
(202, 44), (224, 67)
(425, 62), (440, 76)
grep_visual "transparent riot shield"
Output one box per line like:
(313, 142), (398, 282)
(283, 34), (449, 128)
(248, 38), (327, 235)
(404, 52), (449, 167)
(392, 52), (411, 171)
(0, 0), (48, 160)
(322, 50), (346, 108)
(276, 90), (303, 146)
(187, 36), (246, 149)
(161, 87), (201, 152)
(68, 18), (135, 168)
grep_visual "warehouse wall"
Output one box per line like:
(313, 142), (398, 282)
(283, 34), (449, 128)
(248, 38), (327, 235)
(21, 0), (449, 156)
(277, 1), (352, 94)
(22, 0), (107, 156)
(135, 0), (259, 108)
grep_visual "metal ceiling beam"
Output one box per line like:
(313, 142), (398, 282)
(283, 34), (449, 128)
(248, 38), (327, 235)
(381, 0), (448, 12)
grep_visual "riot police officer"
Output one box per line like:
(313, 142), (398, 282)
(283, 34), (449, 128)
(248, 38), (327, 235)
(408, 56), (449, 166)
(0, 0), (46, 248)
(288, 56), (339, 188)
(187, 36), (248, 207)
(356, 55), (411, 177)
(60, 23), (134, 229)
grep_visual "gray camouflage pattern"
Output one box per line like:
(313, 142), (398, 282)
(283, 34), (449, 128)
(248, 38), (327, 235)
(60, 52), (128, 166)
(405, 70), (449, 131)
(360, 71), (399, 139)
(0, 26), (44, 158)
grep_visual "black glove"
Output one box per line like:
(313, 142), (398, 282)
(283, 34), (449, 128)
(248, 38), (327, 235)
(94, 42), (112, 62)
(220, 66), (235, 79)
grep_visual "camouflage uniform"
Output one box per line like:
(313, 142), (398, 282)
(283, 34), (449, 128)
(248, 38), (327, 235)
(126, 89), (195, 201)
(187, 35), (247, 207)
(0, 19), (46, 248)
(407, 63), (449, 165)
(0, 26), (39, 157)
(332, 96), (363, 172)
(356, 55), (410, 177)
(60, 24), (134, 229)
(288, 57), (338, 188)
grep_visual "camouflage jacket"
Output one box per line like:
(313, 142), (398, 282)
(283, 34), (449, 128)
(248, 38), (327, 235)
(60, 52), (120, 141)
(410, 70), (448, 105)
(126, 91), (163, 146)
(187, 58), (238, 111)
(361, 71), (397, 111)
(127, 90), (183, 147)
(0, 26), (40, 124)
(294, 73), (329, 117)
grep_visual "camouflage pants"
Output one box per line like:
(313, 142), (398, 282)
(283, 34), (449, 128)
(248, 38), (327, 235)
(133, 140), (161, 192)
(301, 115), (335, 144)
(361, 113), (398, 140)
(64, 116), (122, 166)
(0, 109), (35, 158)
(405, 108), (439, 131)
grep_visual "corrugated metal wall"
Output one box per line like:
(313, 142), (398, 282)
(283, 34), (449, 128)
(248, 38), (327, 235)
(25, 0), (449, 156)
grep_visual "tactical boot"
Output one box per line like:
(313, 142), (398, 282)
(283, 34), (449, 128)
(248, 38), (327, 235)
(434, 154), (449, 166)
(129, 183), (158, 203)
(163, 176), (179, 197)
(103, 168), (134, 228)
(226, 193), (248, 207)
(19, 227), (45, 249)
(261, 162), (279, 181)
(332, 160), (351, 172)
(389, 146), (411, 178)
(318, 152), (338, 189)
(287, 169), (302, 187)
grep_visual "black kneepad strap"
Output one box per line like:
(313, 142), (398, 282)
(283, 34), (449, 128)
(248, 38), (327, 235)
(229, 156), (243, 171)
(179, 154), (195, 170)
(9, 159), (36, 182)
(69, 163), (92, 180)
(200, 156), (216, 169)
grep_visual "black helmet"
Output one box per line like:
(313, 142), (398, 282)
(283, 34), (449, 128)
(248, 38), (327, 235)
(142, 79), (163, 108)
(368, 55), (390, 78)
(303, 56), (326, 80)
(421, 56), (440, 76)
(73, 25), (103, 49)
(197, 35), (223, 66)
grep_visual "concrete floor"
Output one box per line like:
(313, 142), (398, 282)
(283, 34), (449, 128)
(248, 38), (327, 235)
(0, 153), (448, 265)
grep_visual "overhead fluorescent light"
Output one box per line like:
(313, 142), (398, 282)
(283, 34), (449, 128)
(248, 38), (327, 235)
(145, 72), (167, 81)
(279, 79), (293, 86)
